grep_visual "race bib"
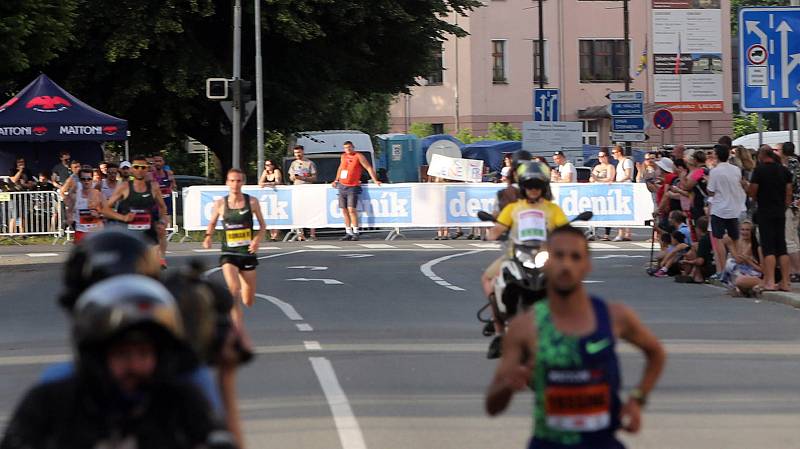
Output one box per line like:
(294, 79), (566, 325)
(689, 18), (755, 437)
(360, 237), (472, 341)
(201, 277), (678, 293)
(128, 209), (152, 230)
(545, 382), (611, 432)
(340, 170), (349, 180)
(518, 209), (547, 242)
(77, 209), (101, 231)
(160, 186), (171, 199)
(226, 228), (252, 248)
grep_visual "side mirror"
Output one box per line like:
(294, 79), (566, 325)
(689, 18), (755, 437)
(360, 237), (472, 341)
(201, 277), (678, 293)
(477, 211), (495, 222)
(573, 211), (593, 222)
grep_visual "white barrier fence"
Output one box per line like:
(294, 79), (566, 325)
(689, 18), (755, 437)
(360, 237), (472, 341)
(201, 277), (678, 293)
(0, 191), (64, 243)
(181, 183), (655, 231)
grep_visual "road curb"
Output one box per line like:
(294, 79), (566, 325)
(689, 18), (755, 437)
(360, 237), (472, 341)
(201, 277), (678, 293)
(760, 291), (800, 309)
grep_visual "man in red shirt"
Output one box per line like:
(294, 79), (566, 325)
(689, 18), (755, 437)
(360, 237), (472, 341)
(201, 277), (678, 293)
(331, 141), (382, 241)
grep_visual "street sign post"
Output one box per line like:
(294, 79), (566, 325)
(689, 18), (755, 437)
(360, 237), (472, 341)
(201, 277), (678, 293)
(740, 7), (800, 112)
(533, 88), (560, 121)
(609, 90), (646, 141)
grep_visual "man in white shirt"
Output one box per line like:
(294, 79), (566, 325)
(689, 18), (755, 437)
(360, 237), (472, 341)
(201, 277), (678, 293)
(612, 146), (634, 241)
(708, 144), (746, 274)
(552, 151), (577, 183)
(288, 145), (318, 240)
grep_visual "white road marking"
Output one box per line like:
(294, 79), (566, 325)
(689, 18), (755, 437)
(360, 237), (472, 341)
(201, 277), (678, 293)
(254, 293), (303, 321)
(309, 357), (368, 449)
(296, 323), (314, 332)
(288, 278), (343, 285)
(415, 243), (452, 249)
(288, 266), (329, 271)
(306, 244), (340, 249)
(304, 341), (322, 351)
(193, 249), (219, 253)
(470, 243), (501, 249)
(359, 243), (394, 249)
(203, 250), (305, 276)
(588, 242), (617, 249)
(420, 250), (484, 291)
(592, 254), (646, 260)
(258, 246), (281, 250)
(341, 254), (373, 258)
(632, 242), (655, 249)
(582, 280), (605, 284)
(26, 253), (59, 257)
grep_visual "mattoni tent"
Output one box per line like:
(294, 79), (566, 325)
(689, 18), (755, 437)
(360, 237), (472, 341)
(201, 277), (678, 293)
(0, 74), (127, 177)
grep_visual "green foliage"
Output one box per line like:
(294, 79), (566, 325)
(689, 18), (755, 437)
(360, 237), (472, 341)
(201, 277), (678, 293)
(485, 122), (522, 141)
(733, 113), (769, 138)
(454, 128), (476, 144)
(731, 0), (789, 33)
(408, 122), (435, 138)
(1, 0), (481, 172)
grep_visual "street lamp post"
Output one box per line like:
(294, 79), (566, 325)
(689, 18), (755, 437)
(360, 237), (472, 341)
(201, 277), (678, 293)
(538, 0), (545, 89)
(231, 0), (242, 169)
(255, 0), (265, 173)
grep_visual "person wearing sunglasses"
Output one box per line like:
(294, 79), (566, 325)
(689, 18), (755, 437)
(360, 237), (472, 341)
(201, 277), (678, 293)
(101, 155), (168, 255)
(258, 160), (283, 242)
(72, 168), (105, 243)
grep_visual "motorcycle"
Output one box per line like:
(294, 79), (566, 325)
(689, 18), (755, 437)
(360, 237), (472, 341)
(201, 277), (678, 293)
(476, 210), (593, 358)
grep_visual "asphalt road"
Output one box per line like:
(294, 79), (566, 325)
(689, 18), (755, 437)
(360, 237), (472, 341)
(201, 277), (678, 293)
(0, 240), (799, 449)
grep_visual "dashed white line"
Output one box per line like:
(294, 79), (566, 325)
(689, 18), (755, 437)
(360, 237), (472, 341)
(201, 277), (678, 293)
(26, 253), (59, 258)
(415, 243), (452, 249)
(193, 249), (219, 253)
(358, 243), (394, 249)
(469, 243), (501, 249)
(420, 250), (484, 291)
(588, 242), (617, 249)
(304, 341), (322, 351)
(296, 323), (314, 332)
(254, 293), (303, 321)
(310, 357), (368, 449)
(306, 244), (340, 249)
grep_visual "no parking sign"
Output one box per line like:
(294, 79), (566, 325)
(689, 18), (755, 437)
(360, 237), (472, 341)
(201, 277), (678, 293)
(653, 109), (673, 131)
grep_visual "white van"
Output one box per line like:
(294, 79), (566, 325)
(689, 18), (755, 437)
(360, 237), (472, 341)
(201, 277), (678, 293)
(732, 131), (800, 150)
(286, 130), (377, 183)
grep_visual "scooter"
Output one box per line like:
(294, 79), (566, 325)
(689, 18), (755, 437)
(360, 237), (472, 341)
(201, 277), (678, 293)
(476, 210), (593, 358)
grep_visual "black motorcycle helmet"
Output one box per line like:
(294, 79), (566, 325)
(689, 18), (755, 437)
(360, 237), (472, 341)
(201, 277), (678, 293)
(509, 150), (532, 183)
(516, 160), (551, 199)
(59, 229), (161, 311)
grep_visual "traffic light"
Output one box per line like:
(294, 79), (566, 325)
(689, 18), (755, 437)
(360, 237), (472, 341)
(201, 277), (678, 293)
(206, 78), (229, 100)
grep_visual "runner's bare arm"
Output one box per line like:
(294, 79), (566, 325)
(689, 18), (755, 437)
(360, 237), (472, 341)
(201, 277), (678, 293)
(152, 182), (168, 219)
(100, 183), (133, 222)
(358, 153), (382, 185)
(487, 223), (509, 241)
(59, 176), (74, 196)
(611, 303), (666, 400)
(485, 312), (536, 416)
(250, 196), (267, 252)
(202, 199), (222, 249)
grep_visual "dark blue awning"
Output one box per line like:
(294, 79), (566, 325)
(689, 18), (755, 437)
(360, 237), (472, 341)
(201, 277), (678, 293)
(0, 74), (127, 142)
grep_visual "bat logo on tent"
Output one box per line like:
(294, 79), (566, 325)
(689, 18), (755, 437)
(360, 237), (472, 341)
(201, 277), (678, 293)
(0, 97), (19, 113)
(32, 126), (48, 136)
(26, 96), (71, 112)
(102, 126), (118, 135)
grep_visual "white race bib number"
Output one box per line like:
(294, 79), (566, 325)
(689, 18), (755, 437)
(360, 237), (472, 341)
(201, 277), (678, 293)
(128, 209), (152, 230)
(517, 209), (547, 242)
(340, 170), (349, 180)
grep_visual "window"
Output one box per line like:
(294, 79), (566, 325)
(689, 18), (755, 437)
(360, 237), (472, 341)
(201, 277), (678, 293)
(431, 123), (444, 134)
(425, 46), (444, 86)
(492, 40), (507, 84)
(532, 40), (548, 84)
(579, 39), (628, 82)
(583, 120), (599, 146)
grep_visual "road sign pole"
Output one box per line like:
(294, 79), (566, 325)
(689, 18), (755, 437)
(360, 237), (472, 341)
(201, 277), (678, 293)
(758, 113), (763, 147)
(538, 0), (545, 89)
(231, 0), (242, 169)
(254, 0), (265, 176)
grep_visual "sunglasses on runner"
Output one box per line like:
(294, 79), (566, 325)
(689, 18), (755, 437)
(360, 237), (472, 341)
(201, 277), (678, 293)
(131, 164), (149, 170)
(79, 177), (92, 181)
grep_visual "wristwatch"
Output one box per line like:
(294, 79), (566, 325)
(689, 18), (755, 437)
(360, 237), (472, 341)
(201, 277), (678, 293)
(629, 388), (648, 407)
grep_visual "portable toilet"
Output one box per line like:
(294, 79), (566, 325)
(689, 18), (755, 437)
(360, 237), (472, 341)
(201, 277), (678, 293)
(377, 134), (422, 183)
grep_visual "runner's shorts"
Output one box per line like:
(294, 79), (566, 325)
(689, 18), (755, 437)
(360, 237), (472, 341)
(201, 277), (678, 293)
(338, 185), (362, 209)
(220, 254), (259, 271)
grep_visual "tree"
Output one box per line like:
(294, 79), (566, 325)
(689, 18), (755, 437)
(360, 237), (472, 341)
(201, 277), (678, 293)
(408, 122), (435, 138)
(2, 0), (481, 177)
(733, 113), (768, 138)
(485, 122), (522, 141)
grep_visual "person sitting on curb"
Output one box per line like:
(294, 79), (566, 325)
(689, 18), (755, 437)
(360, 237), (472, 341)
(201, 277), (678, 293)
(675, 215), (715, 284)
(719, 220), (763, 297)
(648, 231), (689, 278)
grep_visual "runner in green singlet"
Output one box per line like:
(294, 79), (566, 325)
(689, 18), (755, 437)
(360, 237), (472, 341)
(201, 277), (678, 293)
(485, 226), (666, 449)
(101, 155), (167, 253)
(203, 168), (266, 328)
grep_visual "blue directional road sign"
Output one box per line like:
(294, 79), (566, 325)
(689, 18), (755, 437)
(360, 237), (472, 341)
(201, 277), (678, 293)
(609, 102), (644, 116)
(533, 88), (559, 121)
(612, 117), (646, 132)
(740, 7), (800, 112)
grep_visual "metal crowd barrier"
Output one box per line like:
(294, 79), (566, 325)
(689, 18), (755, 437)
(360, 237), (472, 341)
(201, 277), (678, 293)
(0, 191), (64, 245)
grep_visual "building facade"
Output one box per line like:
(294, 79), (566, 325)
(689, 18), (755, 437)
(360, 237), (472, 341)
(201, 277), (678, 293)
(389, 0), (733, 147)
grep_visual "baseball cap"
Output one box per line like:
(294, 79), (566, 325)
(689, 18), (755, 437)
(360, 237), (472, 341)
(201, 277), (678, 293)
(553, 151), (566, 157)
(119, 161), (132, 169)
(655, 157), (675, 173)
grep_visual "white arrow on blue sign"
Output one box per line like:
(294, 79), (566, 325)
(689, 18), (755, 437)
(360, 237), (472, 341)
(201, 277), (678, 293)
(740, 7), (800, 112)
(533, 88), (560, 121)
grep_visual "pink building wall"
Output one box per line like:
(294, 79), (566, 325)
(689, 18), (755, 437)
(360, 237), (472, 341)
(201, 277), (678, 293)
(389, 0), (733, 147)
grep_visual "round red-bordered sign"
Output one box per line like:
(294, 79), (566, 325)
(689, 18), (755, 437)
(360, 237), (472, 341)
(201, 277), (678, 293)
(653, 109), (673, 131)
(747, 44), (768, 65)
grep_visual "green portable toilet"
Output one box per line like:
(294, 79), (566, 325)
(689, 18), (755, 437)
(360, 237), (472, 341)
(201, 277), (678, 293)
(377, 134), (422, 183)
